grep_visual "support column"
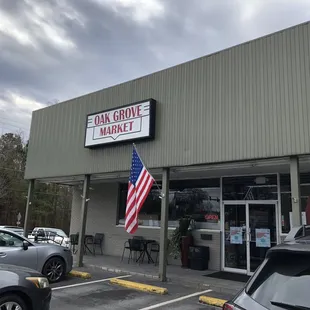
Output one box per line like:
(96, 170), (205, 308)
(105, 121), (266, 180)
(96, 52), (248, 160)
(77, 175), (91, 267)
(24, 179), (35, 237)
(159, 168), (170, 282)
(290, 156), (302, 227)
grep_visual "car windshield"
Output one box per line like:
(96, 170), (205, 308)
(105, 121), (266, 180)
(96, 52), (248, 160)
(52, 229), (67, 237)
(246, 252), (310, 309)
(32, 228), (67, 237)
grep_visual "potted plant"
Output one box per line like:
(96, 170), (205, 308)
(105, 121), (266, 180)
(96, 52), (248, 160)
(170, 216), (195, 268)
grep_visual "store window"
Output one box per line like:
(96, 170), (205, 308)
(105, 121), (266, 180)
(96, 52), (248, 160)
(118, 178), (221, 229)
(280, 173), (310, 233)
(222, 174), (278, 201)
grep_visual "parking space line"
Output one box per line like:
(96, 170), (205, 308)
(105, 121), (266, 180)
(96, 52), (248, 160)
(138, 289), (213, 310)
(52, 275), (132, 291)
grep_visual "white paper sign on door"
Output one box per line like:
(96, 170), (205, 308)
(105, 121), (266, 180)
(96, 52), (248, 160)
(230, 227), (243, 244)
(255, 228), (271, 248)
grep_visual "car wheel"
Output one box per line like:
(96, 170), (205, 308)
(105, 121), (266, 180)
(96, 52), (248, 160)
(0, 294), (28, 310)
(43, 257), (65, 283)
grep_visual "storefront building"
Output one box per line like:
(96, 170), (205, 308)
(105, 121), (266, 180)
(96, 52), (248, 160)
(25, 22), (310, 275)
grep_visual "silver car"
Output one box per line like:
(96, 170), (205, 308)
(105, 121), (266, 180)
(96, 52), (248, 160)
(0, 228), (73, 283)
(223, 226), (310, 309)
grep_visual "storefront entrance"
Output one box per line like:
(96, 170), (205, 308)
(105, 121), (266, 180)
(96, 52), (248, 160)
(222, 201), (279, 275)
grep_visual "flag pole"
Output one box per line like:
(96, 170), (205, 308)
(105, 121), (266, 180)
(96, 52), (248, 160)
(132, 143), (165, 198)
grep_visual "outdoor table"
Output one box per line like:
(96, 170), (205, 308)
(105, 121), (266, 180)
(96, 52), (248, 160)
(136, 239), (156, 264)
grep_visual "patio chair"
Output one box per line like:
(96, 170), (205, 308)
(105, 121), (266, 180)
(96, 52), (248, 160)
(92, 233), (104, 255)
(131, 236), (145, 262)
(150, 240), (170, 266)
(84, 235), (95, 255)
(70, 233), (79, 254)
(133, 236), (144, 240)
(120, 235), (144, 261)
(121, 238), (144, 263)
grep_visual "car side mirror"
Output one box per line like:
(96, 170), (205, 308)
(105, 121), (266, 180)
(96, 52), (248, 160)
(23, 241), (29, 251)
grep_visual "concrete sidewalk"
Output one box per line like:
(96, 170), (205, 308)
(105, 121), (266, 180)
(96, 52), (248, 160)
(74, 254), (245, 295)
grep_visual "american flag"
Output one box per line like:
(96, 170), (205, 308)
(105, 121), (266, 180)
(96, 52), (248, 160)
(125, 146), (154, 234)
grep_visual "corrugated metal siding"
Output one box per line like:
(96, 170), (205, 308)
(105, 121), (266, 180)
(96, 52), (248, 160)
(25, 22), (310, 179)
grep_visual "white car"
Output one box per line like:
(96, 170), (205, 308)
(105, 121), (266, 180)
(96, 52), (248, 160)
(28, 227), (70, 248)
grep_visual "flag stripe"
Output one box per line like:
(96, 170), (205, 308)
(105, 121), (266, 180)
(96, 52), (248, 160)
(125, 147), (155, 234)
(137, 177), (154, 213)
(136, 169), (148, 197)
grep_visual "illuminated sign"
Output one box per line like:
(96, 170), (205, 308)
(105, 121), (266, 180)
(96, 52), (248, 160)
(85, 99), (156, 147)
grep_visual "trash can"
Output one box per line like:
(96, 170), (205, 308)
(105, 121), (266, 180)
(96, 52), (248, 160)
(188, 246), (210, 271)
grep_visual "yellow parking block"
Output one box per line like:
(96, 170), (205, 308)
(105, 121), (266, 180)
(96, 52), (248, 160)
(199, 295), (227, 307)
(110, 278), (168, 295)
(69, 270), (92, 279)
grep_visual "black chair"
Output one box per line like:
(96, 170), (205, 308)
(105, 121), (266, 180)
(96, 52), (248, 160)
(121, 238), (144, 263)
(121, 240), (131, 262)
(150, 240), (170, 266)
(83, 235), (95, 255)
(93, 233), (104, 255)
(133, 236), (144, 240)
(70, 234), (79, 254)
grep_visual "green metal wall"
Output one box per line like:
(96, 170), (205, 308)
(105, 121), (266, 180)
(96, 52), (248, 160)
(25, 22), (310, 179)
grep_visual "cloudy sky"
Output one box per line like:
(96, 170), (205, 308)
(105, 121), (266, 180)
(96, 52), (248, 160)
(0, 0), (309, 140)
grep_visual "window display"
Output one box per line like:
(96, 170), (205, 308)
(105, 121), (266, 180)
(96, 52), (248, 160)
(118, 178), (221, 229)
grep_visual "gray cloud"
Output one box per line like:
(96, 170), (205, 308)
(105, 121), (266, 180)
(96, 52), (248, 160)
(0, 0), (309, 139)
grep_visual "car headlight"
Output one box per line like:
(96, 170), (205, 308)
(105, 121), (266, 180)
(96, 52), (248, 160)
(26, 277), (50, 289)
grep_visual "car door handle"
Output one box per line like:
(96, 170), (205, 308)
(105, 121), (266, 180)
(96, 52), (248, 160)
(0, 252), (7, 258)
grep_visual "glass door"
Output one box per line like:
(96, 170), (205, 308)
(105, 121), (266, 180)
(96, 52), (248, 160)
(224, 204), (247, 273)
(247, 203), (277, 274)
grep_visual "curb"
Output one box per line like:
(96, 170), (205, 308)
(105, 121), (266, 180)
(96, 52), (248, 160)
(110, 278), (168, 295)
(82, 263), (242, 295)
(85, 264), (167, 281)
(199, 296), (227, 307)
(69, 270), (92, 279)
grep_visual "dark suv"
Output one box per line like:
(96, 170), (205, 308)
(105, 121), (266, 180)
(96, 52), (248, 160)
(223, 226), (310, 309)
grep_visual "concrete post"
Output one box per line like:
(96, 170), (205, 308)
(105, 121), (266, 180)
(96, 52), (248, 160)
(24, 179), (35, 237)
(77, 175), (91, 267)
(159, 168), (170, 282)
(290, 156), (302, 227)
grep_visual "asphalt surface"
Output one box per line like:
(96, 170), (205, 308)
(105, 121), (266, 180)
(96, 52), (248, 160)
(50, 269), (233, 310)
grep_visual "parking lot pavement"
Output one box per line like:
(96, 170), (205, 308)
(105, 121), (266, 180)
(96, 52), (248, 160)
(50, 269), (231, 309)
(51, 268), (124, 289)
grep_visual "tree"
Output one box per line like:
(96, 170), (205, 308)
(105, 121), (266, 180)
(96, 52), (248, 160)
(0, 132), (72, 233)
(0, 133), (27, 223)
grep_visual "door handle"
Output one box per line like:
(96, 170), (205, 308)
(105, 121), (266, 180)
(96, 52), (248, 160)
(0, 252), (7, 258)
(246, 232), (251, 242)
